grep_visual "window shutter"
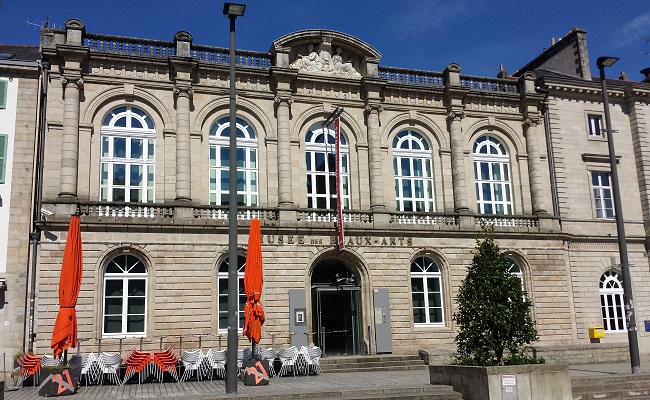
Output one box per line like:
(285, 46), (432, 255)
(0, 80), (7, 109)
(0, 135), (7, 184)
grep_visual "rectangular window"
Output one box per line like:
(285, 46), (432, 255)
(0, 80), (7, 109)
(0, 134), (6, 184)
(588, 114), (603, 137)
(592, 171), (614, 219)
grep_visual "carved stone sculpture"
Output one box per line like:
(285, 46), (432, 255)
(289, 44), (360, 77)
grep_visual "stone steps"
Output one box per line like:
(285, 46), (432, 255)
(572, 373), (650, 399)
(305, 385), (462, 400)
(320, 355), (426, 373)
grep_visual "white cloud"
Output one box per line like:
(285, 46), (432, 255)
(614, 13), (650, 48)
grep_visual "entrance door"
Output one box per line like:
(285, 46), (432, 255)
(312, 287), (363, 356)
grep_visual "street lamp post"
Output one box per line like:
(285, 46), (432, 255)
(224, 2), (246, 393)
(597, 56), (641, 374)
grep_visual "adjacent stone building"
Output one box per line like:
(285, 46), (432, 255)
(3, 20), (650, 363)
(0, 44), (41, 359)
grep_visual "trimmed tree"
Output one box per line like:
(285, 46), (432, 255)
(453, 226), (540, 366)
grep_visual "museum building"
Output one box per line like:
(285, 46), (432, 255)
(2, 18), (650, 361)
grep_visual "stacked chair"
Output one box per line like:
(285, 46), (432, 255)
(122, 349), (152, 385)
(152, 347), (180, 383)
(15, 353), (43, 386)
(301, 346), (323, 375)
(203, 349), (226, 380)
(180, 349), (205, 382)
(277, 346), (298, 377)
(258, 348), (278, 377)
(97, 352), (123, 386)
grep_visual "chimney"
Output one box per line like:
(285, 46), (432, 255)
(497, 63), (509, 79)
(641, 68), (650, 83)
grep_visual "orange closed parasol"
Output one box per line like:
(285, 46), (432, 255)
(51, 215), (83, 359)
(242, 218), (265, 351)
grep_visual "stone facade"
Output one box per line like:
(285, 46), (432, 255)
(3, 21), (650, 362)
(0, 45), (41, 360)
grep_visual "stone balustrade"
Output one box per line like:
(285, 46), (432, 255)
(460, 74), (518, 94)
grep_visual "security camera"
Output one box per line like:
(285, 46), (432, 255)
(40, 208), (54, 217)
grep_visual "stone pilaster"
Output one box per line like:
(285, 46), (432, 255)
(173, 85), (194, 202)
(519, 71), (548, 215)
(523, 117), (548, 214)
(59, 75), (83, 198)
(275, 95), (294, 207)
(365, 104), (385, 210)
(447, 110), (469, 213)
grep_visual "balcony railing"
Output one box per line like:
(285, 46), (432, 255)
(475, 215), (539, 228)
(192, 206), (279, 221)
(390, 213), (459, 226)
(79, 202), (175, 218)
(85, 34), (176, 58)
(460, 74), (518, 94)
(44, 201), (548, 233)
(296, 210), (373, 223)
(378, 66), (444, 87)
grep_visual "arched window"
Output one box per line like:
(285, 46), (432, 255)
(411, 256), (444, 325)
(209, 117), (258, 206)
(393, 130), (435, 212)
(217, 255), (246, 331)
(305, 126), (350, 209)
(506, 257), (525, 293)
(473, 135), (513, 215)
(100, 106), (155, 203)
(600, 270), (626, 332)
(103, 254), (148, 337)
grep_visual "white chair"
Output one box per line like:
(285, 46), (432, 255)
(98, 352), (123, 386)
(204, 349), (226, 380)
(41, 354), (63, 368)
(277, 346), (298, 377)
(180, 349), (204, 382)
(259, 348), (277, 377)
(305, 346), (323, 375)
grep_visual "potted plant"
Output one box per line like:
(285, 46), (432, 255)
(428, 226), (572, 400)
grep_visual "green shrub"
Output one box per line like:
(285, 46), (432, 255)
(453, 225), (541, 366)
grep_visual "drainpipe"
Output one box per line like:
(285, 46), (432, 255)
(27, 59), (49, 352)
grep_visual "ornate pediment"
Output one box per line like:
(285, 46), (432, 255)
(271, 30), (382, 78)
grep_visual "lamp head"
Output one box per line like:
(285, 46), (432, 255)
(223, 2), (246, 17)
(597, 56), (619, 68)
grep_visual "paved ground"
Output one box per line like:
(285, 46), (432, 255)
(2, 361), (647, 400)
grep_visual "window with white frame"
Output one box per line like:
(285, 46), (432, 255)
(103, 254), (147, 337)
(0, 134), (7, 184)
(506, 257), (525, 293)
(393, 130), (435, 212)
(473, 135), (513, 215)
(411, 256), (444, 325)
(217, 255), (246, 331)
(600, 270), (626, 332)
(305, 126), (350, 209)
(592, 171), (614, 220)
(209, 117), (258, 206)
(100, 107), (155, 203)
(0, 79), (7, 109)
(588, 114), (603, 137)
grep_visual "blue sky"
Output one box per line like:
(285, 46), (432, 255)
(0, 0), (649, 80)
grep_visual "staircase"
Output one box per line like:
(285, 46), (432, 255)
(572, 372), (650, 399)
(320, 354), (428, 373)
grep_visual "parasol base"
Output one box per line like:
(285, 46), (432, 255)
(241, 359), (269, 386)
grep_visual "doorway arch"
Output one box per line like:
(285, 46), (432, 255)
(310, 258), (364, 356)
